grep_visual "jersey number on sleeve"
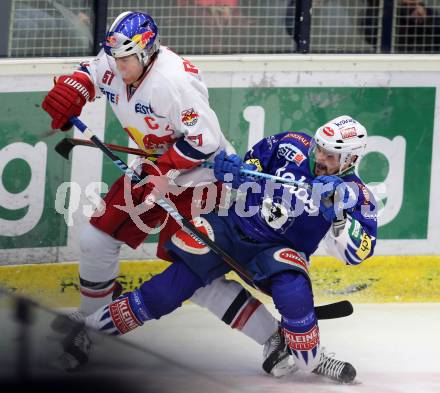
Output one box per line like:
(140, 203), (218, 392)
(102, 70), (115, 85)
(188, 134), (203, 146)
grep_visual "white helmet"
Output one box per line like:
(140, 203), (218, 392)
(104, 11), (160, 66)
(313, 115), (367, 174)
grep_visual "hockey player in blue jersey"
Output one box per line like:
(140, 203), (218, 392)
(75, 115), (377, 382)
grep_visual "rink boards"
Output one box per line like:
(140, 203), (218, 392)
(2, 55), (440, 264)
(1, 255), (439, 307)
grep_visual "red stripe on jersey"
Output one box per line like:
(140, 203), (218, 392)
(231, 298), (261, 330)
(157, 144), (202, 172)
(80, 283), (116, 298)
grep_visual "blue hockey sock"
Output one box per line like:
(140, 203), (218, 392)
(86, 289), (152, 335)
(139, 259), (205, 319)
(270, 271), (320, 371)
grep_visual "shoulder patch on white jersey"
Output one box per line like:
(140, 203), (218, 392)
(181, 108), (199, 126)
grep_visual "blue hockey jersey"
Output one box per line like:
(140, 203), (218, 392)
(229, 132), (378, 265)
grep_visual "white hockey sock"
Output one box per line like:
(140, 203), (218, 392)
(238, 302), (279, 345)
(78, 223), (123, 315)
(190, 276), (278, 344)
(79, 278), (117, 316)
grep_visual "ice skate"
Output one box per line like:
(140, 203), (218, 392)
(51, 309), (87, 334)
(312, 349), (356, 383)
(57, 323), (92, 371)
(262, 328), (297, 377)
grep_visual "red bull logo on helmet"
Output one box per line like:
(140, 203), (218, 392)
(181, 108), (199, 126)
(106, 35), (118, 47)
(133, 29), (156, 49)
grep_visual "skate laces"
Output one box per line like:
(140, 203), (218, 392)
(73, 330), (88, 348)
(262, 329), (296, 377)
(69, 310), (86, 323)
(314, 351), (346, 379)
(264, 330), (282, 357)
(271, 330), (282, 347)
(51, 310), (86, 334)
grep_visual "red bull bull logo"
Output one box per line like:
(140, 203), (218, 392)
(133, 29), (156, 49)
(181, 108), (199, 127)
(143, 133), (174, 149)
(124, 126), (174, 150)
(106, 35), (117, 47)
(141, 31), (155, 46)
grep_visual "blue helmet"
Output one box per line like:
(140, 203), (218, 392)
(104, 12), (160, 65)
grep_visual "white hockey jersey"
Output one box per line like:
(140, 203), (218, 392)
(79, 46), (232, 186)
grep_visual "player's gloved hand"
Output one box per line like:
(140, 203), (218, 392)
(312, 175), (352, 222)
(214, 150), (256, 189)
(129, 160), (175, 206)
(130, 180), (157, 206)
(129, 143), (203, 205)
(42, 72), (94, 131)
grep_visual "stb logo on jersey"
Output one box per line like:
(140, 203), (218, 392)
(277, 143), (306, 166)
(100, 87), (119, 104)
(181, 108), (199, 126)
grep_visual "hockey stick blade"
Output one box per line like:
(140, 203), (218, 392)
(315, 300), (353, 320)
(55, 137), (159, 161)
(55, 138), (76, 159)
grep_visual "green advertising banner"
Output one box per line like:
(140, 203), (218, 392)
(0, 86), (435, 256)
(0, 92), (71, 249)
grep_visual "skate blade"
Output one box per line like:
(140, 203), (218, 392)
(271, 364), (299, 378)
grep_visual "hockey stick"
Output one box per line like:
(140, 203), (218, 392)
(69, 116), (353, 320)
(55, 137), (160, 160)
(55, 138), (309, 189)
(202, 161), (310, 189)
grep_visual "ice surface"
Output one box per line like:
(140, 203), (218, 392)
(1, 292), (439, 393)
(122, 303), (440, 393)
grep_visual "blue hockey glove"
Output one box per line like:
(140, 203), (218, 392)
(214, 150), (256, 189)
(313, 175), (343, 199)
(312, 175), (353, 222)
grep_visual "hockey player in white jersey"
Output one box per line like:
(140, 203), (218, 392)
(41, 11), (291, 375)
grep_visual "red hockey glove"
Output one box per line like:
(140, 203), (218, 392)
(42, 72), (95, 131)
